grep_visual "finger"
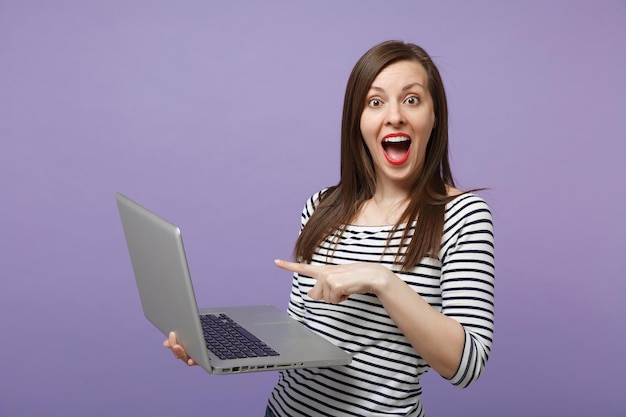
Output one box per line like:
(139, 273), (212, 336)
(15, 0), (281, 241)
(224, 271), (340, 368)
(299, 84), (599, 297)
(168, 332), (188, 360)
(307, 285), (323, 301)
(164, 331), (196, 365)
(308, 283), (350, 304)
(167, 331), (177, 347)
(172, 345), (189, 361)
(308, 281), (335, 303)
(163, 331), (176, 348)
(274, 259), (319, 277)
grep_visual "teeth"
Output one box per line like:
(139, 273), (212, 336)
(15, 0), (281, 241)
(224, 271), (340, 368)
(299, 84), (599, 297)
(383, 136), (410, 143)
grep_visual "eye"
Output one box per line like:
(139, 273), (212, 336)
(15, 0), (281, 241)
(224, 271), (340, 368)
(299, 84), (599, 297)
(405, 95), (420, 105)
(367, 98), (383, 107)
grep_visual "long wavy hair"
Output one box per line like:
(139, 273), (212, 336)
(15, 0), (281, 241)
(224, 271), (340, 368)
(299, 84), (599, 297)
(295, 40), (458, 271)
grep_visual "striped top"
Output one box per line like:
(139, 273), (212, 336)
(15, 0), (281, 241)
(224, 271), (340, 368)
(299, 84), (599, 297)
(267, 191), (495, 417)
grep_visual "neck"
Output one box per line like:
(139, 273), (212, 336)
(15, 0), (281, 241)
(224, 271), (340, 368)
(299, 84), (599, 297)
(350, 180), (411, 226)
(372, 177), (411, 205)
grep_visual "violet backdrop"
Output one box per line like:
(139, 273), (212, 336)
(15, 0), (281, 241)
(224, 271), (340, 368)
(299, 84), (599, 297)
(1, 1), (625, 416)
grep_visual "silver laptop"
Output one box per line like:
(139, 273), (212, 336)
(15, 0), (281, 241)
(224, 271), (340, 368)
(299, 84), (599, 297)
(116, 192), (352, 375)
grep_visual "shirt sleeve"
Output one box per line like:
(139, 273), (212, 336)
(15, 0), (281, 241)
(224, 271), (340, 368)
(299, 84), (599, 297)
(439, 195), (495, 388)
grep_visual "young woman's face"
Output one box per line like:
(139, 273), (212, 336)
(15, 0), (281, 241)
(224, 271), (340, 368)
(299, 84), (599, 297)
(359, 60), (436, 190)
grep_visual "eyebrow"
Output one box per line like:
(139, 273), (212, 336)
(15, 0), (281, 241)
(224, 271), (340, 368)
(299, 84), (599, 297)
(368, 82), (426, 93)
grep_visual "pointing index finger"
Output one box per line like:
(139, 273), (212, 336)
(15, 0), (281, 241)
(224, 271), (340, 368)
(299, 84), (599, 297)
(274, 259), (319, 278)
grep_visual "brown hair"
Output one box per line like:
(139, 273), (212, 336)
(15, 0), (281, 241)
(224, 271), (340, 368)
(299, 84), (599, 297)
(295, 40), (459, 271)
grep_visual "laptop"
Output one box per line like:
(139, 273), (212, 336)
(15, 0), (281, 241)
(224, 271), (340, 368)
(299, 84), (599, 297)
(116, 192), (352, 375)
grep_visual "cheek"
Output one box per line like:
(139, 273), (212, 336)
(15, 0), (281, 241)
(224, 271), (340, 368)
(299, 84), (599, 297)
(359, 121), (371, 146)
(359, 112), (379, 143)
(359, 114), (368, 137)
(419, 130), (433, 154)
(360, 128), (379, 155)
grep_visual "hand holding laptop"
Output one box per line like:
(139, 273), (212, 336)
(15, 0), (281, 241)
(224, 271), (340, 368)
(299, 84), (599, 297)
(163, 331), (197, 366)
(117, 192), (351, 374)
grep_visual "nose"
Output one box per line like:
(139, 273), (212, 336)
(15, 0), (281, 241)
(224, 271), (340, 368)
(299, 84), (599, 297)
(384, 102), (406, 126)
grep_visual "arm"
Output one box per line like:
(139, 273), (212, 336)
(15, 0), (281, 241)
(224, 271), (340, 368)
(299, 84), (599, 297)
(436, 200), (495, 386)
(275, 197), (495, 385)
(382, 199), (495, 384)
(376, 273), (466, 379)
(275, 259), (465, 378)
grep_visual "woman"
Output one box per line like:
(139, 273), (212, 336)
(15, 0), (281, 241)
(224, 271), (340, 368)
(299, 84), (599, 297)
(167, 40), (495, 417)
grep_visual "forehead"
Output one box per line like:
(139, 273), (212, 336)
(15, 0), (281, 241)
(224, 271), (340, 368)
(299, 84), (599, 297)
(370, 60), (429, 90)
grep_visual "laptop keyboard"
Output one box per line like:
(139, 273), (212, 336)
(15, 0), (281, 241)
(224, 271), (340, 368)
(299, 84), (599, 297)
(200, 313), (280, 360)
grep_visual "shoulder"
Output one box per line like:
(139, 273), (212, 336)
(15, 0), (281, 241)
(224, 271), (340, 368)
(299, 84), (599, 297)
(440, 192), (495, 259)
(444, 192), (493, 230)
(302, 188), (328, 212)
(300, 188), (331, 227)
(446, 192), (491, 214)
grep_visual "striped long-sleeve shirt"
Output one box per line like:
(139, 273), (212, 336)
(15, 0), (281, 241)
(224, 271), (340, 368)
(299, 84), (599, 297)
(267, 191), (495, 417)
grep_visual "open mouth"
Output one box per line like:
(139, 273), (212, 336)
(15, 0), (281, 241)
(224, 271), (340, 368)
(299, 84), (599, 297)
(381, 134), (411, 165)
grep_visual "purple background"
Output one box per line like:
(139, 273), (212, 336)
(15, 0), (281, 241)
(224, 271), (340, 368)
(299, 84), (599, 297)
(2, 1), (625, 416)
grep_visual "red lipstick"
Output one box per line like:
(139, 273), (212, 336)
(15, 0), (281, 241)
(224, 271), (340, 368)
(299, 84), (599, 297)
(381, 133), (411, 165)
